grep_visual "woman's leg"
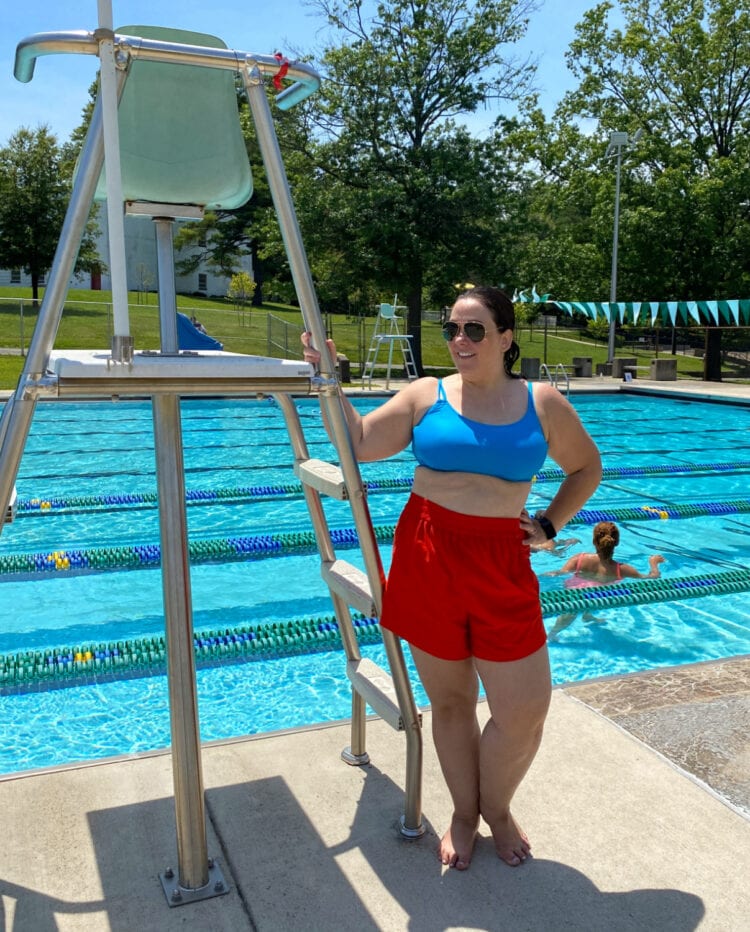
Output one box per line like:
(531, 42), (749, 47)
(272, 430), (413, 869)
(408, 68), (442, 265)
(548, 611), (577, 641)
(410, 645), (481, 870)
(475, 644), (552, 866)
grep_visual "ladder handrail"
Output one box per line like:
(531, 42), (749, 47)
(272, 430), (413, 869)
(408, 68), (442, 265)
(554, 363), (571, 395)
(14, 30), (321, 109)
(243, 71), (423, 835)
(539, 362), (570, 395)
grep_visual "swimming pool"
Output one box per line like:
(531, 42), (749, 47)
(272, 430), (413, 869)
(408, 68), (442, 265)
(0, 391), (749, 775)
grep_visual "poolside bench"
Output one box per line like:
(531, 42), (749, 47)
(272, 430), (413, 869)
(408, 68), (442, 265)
(611, 357), (638, 379)
(622, 365), (650, 381)
(572, 356), (593, 378)
(520, 357), (540, 380)
(622, 359), (679, 381)
(650, 357), (677, 380)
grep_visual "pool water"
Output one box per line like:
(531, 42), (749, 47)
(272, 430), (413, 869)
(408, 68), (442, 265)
(0, 392), (749, 775)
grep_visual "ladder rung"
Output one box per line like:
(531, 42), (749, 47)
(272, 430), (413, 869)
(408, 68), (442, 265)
(322, 559), (376, 615)
(295, 459), (348, 499)
(4, 486), (17, 525)
(347, 658), (403, 730)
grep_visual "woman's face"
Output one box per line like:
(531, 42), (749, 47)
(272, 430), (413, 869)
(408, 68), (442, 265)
(445, 297), (511, 373)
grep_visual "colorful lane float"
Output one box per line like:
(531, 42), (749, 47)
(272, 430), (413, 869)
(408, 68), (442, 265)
(3, 494), (750, 580)
(14, 458), (750, 516)
(2, 570), (750, 693)
(0, 614), (382, 693)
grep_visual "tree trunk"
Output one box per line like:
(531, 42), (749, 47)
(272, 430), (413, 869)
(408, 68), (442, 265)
(703, 328), (722, 381)
(250, 241), (264, 307)
(31, 273), (40, 309)
(406, 282), (424, 376)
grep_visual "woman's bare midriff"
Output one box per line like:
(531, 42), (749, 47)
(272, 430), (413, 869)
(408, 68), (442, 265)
(411, 465), (532, 518)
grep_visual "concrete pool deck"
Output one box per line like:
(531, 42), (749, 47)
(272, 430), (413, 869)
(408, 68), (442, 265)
(0, 663), (748, 931)
(0, 378), (748, 929)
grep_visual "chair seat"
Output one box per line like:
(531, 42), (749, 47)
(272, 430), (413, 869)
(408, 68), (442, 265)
(96, 25), (253, 209)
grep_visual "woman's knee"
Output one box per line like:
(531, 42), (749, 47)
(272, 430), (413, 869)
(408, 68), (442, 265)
(439, 695), (479, 725)
(486, 689), (550, 740)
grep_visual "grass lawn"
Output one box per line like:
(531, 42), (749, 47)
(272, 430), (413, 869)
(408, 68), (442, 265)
(0, 286), (708, 389)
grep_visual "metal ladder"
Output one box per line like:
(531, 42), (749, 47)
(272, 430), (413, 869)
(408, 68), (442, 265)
(361, 297), (419, 389)
(0, 18), (424, 909)
(540, 362), (570, 395)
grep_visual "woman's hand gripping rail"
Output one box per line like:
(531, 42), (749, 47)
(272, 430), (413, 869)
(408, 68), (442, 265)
(302, 332), (363, 449)
(301, 331), (418, 463)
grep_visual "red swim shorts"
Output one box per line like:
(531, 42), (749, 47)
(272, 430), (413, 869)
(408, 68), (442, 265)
(380, 494), (546, 662)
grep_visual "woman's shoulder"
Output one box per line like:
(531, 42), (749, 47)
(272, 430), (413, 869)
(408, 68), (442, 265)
(384, 375), (439, 413)
(530, 380), (571, 406)
(404, 375), (441, 400)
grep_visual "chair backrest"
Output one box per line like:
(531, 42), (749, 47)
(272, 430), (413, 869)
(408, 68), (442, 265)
(379, 303), (397, 319)
(95, 25), (253, 209)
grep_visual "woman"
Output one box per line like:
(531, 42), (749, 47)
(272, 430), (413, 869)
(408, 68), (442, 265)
(556, 520), (665, 587)
(546, 521), (665, 640)
(302, 286), (601, 870)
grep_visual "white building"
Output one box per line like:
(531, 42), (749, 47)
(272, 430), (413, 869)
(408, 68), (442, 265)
(0, 210), (252, 298)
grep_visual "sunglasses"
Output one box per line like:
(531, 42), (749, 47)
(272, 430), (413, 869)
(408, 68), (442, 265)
(441, 321), (505, 343)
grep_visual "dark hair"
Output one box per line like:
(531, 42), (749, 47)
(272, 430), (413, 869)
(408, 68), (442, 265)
(455, 285), (520, 378)
(593, 521), (620, 560)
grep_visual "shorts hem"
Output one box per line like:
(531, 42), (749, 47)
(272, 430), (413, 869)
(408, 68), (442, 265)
(380, 622), (548, 664)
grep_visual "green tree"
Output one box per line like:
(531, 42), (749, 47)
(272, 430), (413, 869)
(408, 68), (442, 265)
(0, 127), (72, 302)
(227, 270), (257, 323)
(492, 1), (750, 378)
(305, 0), (539, 372)
(560, 0), (750, 377)
(489, 105), (611, 301)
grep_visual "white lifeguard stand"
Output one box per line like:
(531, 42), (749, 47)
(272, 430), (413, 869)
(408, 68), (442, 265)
(361, 296), (418, 389)
(0, 3), (424, 910)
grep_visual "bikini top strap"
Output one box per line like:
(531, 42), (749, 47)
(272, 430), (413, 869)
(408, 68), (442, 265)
(437, 379), (447, 401)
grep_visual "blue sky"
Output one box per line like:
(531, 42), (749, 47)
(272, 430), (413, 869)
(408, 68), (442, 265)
(0, 1), (611, 146)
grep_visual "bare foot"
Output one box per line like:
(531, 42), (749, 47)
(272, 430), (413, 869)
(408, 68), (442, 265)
(488, 812), (531, 866)
(438, 814), (479, 870)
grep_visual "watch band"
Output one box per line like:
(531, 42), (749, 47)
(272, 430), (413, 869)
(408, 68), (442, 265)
(535, 515), (557, 539)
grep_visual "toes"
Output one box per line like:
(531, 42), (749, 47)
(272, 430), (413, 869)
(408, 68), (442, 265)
(498, 847), (527, 867)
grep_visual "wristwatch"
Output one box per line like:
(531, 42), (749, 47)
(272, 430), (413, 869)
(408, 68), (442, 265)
(535, 515), (557, 540)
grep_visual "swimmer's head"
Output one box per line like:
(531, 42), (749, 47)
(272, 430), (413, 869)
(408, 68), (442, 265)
(593, 521), (619, 560)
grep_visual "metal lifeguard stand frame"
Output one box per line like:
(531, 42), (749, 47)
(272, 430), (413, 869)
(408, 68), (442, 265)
(361, 296), (418, 389)
(0, 3), (423, 909)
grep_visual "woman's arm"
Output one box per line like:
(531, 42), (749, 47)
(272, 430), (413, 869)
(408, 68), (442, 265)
(620, 554), (665, 579)
(302, 333), (431, 462)
(543, 552), (583, 577)
(533, 384), (603, 535)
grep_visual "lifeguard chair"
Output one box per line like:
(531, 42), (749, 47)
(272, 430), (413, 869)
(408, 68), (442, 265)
(0, 3), (423, 909)
(361, 296), (418, 389)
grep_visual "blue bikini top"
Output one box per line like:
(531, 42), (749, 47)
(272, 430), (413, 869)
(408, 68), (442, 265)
(411, 380), (548, 482)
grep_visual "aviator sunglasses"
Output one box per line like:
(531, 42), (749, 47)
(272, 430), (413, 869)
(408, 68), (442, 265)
(441, 320), (506, 343)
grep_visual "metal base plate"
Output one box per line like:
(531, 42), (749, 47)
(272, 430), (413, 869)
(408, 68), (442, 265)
(399, 814), (426, 839)
(159, 858), (230, 907)
(341, 746), (370, 766)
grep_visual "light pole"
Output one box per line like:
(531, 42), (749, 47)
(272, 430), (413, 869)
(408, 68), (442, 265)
(605, 128), (642, 362)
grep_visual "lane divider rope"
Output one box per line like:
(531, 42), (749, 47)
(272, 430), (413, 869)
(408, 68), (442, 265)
(14, 459), (750, 516)
(2, 569), (750, 692)
(3, 498), (750, 579)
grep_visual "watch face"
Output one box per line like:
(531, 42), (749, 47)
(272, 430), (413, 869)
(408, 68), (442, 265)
(538, 516), (556, 539)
